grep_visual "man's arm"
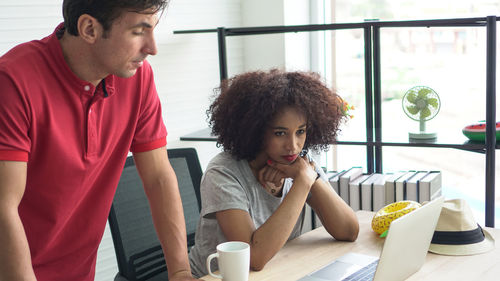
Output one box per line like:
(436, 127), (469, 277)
(133, 147), (199, 281)
(0, 160), (37, 281)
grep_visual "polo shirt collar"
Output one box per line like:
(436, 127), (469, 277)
(48, 23), (116, 98)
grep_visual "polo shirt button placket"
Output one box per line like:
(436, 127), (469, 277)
(88, 106), (97, 156)
(84, 84), (97, 157)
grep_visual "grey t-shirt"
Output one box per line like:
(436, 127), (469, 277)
(188, 152), (306, 278)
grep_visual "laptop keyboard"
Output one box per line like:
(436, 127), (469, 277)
(342, 260), (379, 281)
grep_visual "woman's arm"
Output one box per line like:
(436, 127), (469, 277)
(307, 178), (359, 241)
(215, 157), (317, 271)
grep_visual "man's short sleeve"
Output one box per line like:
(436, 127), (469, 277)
(130, 62), (167, 153)
(0, 72), (30, 161)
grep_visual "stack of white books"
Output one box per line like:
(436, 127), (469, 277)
(326, 168), (442, 211)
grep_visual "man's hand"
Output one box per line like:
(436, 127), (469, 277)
(169, 269), (204, 281)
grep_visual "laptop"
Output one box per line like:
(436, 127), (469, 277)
(299, 196), (445, 281)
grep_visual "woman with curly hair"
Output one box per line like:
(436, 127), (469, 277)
(188, 69), (359, 278)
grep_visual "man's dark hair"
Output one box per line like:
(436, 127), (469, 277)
(63, 0), (169, 36)
(208, 69), (348, 161)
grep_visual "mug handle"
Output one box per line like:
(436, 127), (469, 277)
(206, 252), (223, 279)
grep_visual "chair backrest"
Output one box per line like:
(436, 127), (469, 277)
(108, 148), (203, 281)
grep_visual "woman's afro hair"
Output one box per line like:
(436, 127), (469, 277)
(207, 69), (348, 160)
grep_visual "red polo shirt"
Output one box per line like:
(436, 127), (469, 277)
(0, 24), (167, 280)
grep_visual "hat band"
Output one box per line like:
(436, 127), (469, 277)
(431, 225), (485, 245)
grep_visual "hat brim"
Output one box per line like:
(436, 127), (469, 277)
(429, 228), (495, 256)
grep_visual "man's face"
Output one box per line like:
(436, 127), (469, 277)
(91, 10), (159, 78)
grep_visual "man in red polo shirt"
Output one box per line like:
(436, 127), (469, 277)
(0, 1), (199, 281)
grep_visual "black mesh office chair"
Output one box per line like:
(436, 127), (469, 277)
(108, 148), (203, 281)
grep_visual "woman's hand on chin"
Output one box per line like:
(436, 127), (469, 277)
(257, 165), (285, 196)
(267, 156), (317, 187)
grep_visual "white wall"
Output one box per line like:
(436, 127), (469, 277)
(152, 0), (244, 169)
(240, 0), (313, 72)
(0, 2), (62, 54)
(241, 0), (286, 71)
(284, 0), (311, 71)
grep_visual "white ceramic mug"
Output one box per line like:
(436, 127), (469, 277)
(206, 241), (250, 281)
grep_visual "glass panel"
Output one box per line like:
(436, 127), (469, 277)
(379, 26), (486, 144)
(330, 0), (499, 225)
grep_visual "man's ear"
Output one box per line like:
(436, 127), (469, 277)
(77, 14), (102, 43)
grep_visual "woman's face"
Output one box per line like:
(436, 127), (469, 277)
(262, 106), (307, 165)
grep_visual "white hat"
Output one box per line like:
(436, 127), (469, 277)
(429, 199), (495, 256)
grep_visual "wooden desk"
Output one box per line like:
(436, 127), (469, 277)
(201, 211), (500, 281)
